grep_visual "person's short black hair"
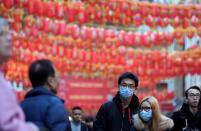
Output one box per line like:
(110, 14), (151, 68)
(185, 85), (201, 98)
(72, 106), (82, 111)
(29, 59), (55, 87)
(118, 72), (139, 87)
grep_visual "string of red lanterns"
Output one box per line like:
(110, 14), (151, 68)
(1, 0), (201, 28)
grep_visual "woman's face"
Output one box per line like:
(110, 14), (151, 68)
(139, 101), (152, 122)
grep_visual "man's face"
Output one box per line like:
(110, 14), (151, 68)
(72, 109), (82, 123)
(187, 89), (200, 108)
(0, 25), (12, 63)
(119, 78), (137, 100)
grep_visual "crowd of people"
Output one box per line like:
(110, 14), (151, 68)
(1, 16), (201, 131)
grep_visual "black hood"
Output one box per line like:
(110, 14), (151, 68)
(113, 92), (139, 114)
(25, 87), (55, 98)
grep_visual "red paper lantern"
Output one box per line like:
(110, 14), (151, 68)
(36, 0), (44, 16)
(133, 14), (142, 27)
(139, 2), (149, 17)
(127, 32), (135, 46)
(183, 18), (190, 28)
(14, 0), (21, 8)
(13, 9), (22, 22)
(77, 7), (86, 25)
(159, 5), (168, 18)
(55, 2), (64, 19)
(185, 7), (193, 18)
(174, 30), (183, 40)
(66, 6), (75, 23)
(154, 32), (163, 46)
(11, 22), (21, 32)
(187, 30), (195, 39)
(93, 6), (102, 24)
(178, 6), (185, 18)
(169, 6), (178, 19)
(156, 17), (164, 27)
(198, 28), (201, 38)
(45, 1), (55, 18)
(42, 18), (50, 32)
(59, 21), (67, 35)
(53, 21), (60, 35)
(105, 6), (113, 23)
(27, 0), (34, 14)
(145, 16), (154, 28)
(2, 0), (13, 9)
(176, 38), (185, 45)
(150, 4), (158, 17)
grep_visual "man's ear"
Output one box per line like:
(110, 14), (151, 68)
(184, 97), (188, 104)
(47, 76), (54, 86)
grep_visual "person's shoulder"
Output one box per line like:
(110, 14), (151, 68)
(101, 101), (116, 109)
(48, 96), (64, 105)
(132, 114), (144, 130)
(160, 115), (174, 124)
(172, 110), (185, 118)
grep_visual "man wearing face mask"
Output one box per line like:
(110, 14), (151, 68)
(93, 72), (139, 131)
(21, 59), (71, 131)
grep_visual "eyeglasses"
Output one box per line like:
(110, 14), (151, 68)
(120, 83), (136, 89)
(188, 93), (200, 98)
(140, 106), (152, 112)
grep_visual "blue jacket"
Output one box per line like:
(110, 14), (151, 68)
(21, 87), (71, 131)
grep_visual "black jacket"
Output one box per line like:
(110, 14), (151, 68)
(21, 87), (71, 131)
(93, 92), (139, 131)
(196, 100), (201, 130)
(70, 121), (88, 131)
(171, 103), (200, 131)
(81, 123), (88, 131)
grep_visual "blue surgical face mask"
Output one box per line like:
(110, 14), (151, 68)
(119, 86), (134, 99)
(139, 110), (152, 122)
